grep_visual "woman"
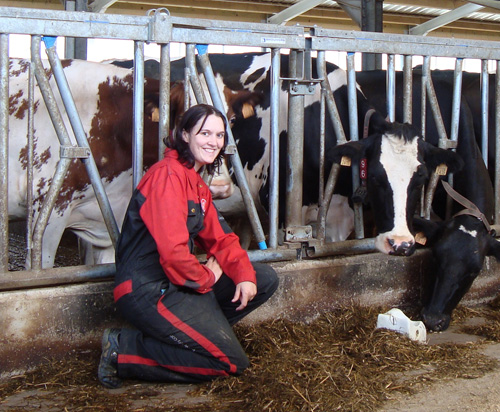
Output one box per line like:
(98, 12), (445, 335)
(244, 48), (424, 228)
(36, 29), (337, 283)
(98, 104), (278, 388)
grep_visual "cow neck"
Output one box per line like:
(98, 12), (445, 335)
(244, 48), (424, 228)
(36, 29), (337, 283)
(441, 180), (491, 232)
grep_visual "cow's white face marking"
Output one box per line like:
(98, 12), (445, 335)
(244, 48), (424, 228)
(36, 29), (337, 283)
(459, 224), (477, 238)
(375, 133), (421, 253)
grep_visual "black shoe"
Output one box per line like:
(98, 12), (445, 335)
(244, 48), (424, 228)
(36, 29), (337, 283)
(98, 328), (123, 389)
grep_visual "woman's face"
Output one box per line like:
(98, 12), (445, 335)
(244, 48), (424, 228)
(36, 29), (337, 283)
(182, 114), (225, 171)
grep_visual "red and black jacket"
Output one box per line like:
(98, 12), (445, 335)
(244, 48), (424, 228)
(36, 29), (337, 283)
(114, 149), (256, 301)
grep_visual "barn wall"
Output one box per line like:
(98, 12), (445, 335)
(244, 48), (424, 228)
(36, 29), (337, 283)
(1, 250), (500, 377)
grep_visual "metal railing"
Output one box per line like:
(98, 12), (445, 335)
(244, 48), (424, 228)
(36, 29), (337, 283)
(1, 6), (500, 289)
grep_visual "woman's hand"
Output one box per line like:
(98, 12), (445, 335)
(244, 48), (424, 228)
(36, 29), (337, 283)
(205, 256), (223, 282)
(232, 281), (257, 311)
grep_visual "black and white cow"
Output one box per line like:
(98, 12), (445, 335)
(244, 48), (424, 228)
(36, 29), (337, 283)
(415, 212), (500, 332)
(161, 53), (465, 255)
(355, 69), (497, 328)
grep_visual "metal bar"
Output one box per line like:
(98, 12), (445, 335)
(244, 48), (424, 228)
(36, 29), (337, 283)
(0, 263), (116, 292)
(318, 163), (341, 241)
(316, 51), (347, 145)
(132, 40), (145, 188)
(158, 43), (170, 160)
(496, 60), (500, 224)
(445, 58), (464, 220)
(42, 37), (120, 249)
(285, 50), (305, 232)
(409, 3), (484, 36)
(312, 27), (500, 60)
(30, 36), (76, 269)
(423, 57), (450, 148)
(269, 48), (281, 249)
(186, 44), (207, 105)
(0, 33), (8, 272)
(26, 61), (35, 255)
(196, 47), (267, 249)
(481, 59), (489, 168)
(403, 55), (412, 124)
(386, 54), (396, 122)
(347, 52), (364, 239)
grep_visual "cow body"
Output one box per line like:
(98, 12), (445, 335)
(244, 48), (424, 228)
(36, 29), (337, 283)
(8, 58), (161, 268)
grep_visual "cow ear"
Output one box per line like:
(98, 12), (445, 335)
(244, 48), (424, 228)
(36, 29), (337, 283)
(326, 140), (366, 165)
(421, 141), (464, 174)
(486, 236), (500, 261)
(224, 87), (264, 122)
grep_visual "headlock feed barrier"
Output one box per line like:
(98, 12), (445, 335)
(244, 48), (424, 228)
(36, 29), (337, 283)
(1, 6), (500, 290)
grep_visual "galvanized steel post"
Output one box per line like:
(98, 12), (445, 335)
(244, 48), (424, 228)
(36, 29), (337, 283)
(269, 48), (281, 249)
(132, 40), (145, 188)
(0, 33), (8, 272)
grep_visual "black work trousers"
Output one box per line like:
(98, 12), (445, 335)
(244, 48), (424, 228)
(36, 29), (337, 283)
(115, 263), (278, 383)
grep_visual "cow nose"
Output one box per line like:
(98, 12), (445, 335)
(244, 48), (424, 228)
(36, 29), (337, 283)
(388, 239), (415, 256)
(422, 312), (451, 332)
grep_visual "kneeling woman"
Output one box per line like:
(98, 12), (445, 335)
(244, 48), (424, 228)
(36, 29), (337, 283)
(98, 104), (279, 388)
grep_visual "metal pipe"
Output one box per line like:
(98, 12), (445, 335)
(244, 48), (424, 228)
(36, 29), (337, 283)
(0, 263), (116, 292)
(158, 43), (170, 160)
(481, 59), (489, 168)
(285, 54), (305, 231)
(196, 47), (267, 249)
(386, 54), (396, 122)
(347, 52), (364, 239)
(445, 58), (464, 219)
(306, 237), (376, 258)
(0, 33), (8, 272)
(42, 37), (120, 248)
(316, 51), (347, 145)
(269, 48), (281, 249)
(26, 61), (35, 254)
(30, 37), (76, 269)
(317, 163), (341, 241)
(403, 55), (413, 124)
(423, 57), (449, 148)
(132, 40), (145, 188)
(186, 44), (207, 105)
(495, 60), (500, 224)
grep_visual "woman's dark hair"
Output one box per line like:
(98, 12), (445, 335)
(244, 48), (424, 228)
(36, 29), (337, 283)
(166, 104), (228, 175)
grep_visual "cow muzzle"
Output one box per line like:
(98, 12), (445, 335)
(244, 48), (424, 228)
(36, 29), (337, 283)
(375, 233), (416, 256)
(421, 310), (451, 332)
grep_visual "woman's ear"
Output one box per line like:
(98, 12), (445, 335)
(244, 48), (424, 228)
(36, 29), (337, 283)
(182, 130), (189, 143)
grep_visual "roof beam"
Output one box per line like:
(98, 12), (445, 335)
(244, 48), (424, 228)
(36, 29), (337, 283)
(88, 0), (119, 12)
(267, 0), (329, 25)
(409, 2), (485, 36)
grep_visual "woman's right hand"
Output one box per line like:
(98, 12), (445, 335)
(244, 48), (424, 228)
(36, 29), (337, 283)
(205, 256), (223, 282)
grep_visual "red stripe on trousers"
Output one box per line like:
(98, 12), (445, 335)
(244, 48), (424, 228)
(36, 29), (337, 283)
(114, 280), (133, 302)
(156, 301), (238, 374)
(119, 354), (229, 377)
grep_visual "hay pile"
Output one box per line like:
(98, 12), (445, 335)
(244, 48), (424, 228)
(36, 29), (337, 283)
(0, 305), (498, 412)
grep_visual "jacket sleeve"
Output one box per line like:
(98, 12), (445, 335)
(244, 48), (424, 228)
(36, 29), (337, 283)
(139, 170), (216, 293)
(195, 191), (256, 287)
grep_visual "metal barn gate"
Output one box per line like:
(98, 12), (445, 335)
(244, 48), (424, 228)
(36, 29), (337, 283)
(1, 6), (500, 375)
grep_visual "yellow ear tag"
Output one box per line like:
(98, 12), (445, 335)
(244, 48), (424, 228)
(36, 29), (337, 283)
(340, 156), (351, 167)
(435, 164), (448, 176)
(151, 108), (160, 122)
(415, 232), (427, 245)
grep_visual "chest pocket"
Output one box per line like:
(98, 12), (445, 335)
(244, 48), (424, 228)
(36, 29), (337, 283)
(187, 200), (204, 241)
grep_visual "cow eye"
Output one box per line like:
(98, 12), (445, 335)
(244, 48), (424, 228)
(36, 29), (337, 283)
(229, 115), (236, 125)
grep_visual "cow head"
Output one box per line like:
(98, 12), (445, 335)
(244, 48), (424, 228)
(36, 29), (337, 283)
(328, 118), (464, 256)
(415, 215), (500, 331)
